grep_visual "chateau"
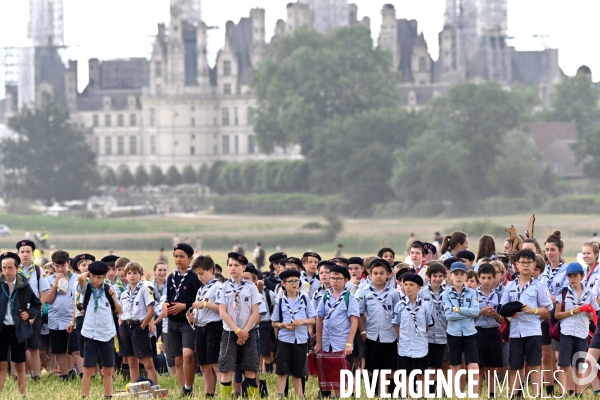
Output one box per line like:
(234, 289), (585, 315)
(0, 0), (561, 171)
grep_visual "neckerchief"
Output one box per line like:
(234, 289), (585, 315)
(154, 280), (165, 296)
(449, 286), (467, 307)
(283, 293), (304, 322)
(302, 271), (319, 286)
(1, 280), (17, 313)
(229, 278), (246, 309)
(172, 268), (191, 301)
(566, 285), (590, 306)
(415, 261), (426, 275)
(90, 284), (105, 312)
(368, 285), (391, 317)
(545, 262), (564, 292)
(477, 286), (497, 320)
(428, 284), (445, 315)
(516, 278), (534, 301)
(401, 295), (422, 335)
(324, 288), (348, 321)
(19, 264), (36, 280)
(198, 279), (218, 301)
(585, 263), (600, 285)
(125, 282), (143, 315)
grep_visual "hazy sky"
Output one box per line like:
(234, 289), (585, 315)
(0, 0), (597, 93)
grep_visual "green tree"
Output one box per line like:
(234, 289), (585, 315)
(252, 25), (397, 155)
(206, 161), (226, 189)
(149, 166), (165, 186)
(134, 165), (149, 187)
(1, 96), (100, 203)
(117, 165), (135, 187)
(165, 166), (182, 186)
(103, 167), (117, 187)
(198, 164), (210, 186)
(182, 165), (197, 185)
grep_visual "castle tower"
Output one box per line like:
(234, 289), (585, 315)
(378, 4), (399, 71)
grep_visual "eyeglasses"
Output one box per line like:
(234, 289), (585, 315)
(330, 277), (345, 282)
(518, 261), (534, 266)
(284, 280), (300, 285)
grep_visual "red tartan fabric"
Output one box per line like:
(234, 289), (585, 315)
(315, 351), (351, 391)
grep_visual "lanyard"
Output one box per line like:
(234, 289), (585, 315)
(324, 288), (347, 321)
(586, 263), (599, 284)
(1, 281), (17, 313)
(172, 268), (191, 301)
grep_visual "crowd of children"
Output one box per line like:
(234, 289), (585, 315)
(3, 230), (600, 398)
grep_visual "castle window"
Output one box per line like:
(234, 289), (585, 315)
(222, 135), (230, 155)
(105, 137), (112, 155)
(149, 109), (156, 127)
(93, 115), (99, 127)
(191, 118), (195, 127)
(190, 146), (195, 155)
(94, 137), (99, 153)
(130, 114), (137, 126)
(117, 136), (125, 155)
(224, 84), (232, 95)
(418, 57), (427, 72)
(224, 60), (231, 76)
(105, 114), (112, 127)
(234, 135), (239, 155)
(150, 136), (156, 155)
(117, 114), (124, 127)
(248, 135), (255, 154)
(234, 107), (238, 126)
(408, 91), (417, 106)
(222, 108), (230, 126)
(130, 136), (137, 155)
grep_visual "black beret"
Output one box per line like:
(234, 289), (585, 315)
(370, 258), (391, 272)
(244, 265), (258, 276)
(88, 261), (109, 276)
(331, 257), (349, 266)
(215, 264), (223, 271)
(498, 256), (510, 265)
(16, 240), (36, 252)
(302, 252), (322, 262)
(101, 255), (119, 263)
(228, 252), (248, 265)
(279, 258), (287, 266)
(499, 301), (523, 318)
(284, 257), (303, 269)
(377, 247), (395, 257)
(443, 257), (462, 269)
(348, 257), (364, 265)
(71, 254), (96, 272)
(411, 241), (428, 255)
(174, 243), (194, 257)
(0, 252), (21, 266)
(269, 252), (287, 263)
(329, 265), (350, 280)
(279, 269), (301, 281)
(456, 250), (476, 262)
(422, 242), (437, 255)
(317, 260), (336, 268)
(402, 273), (424, 287)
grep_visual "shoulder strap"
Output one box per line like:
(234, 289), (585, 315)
(82, 283), (92, 315)
(323, 291), (329, 304)
(301, 294), (308, 308)
(344, 291), (350, 307)
(561, 287), (568, 307)
(19, 285), (28, 309)
(265, 288), (273, 312)
(36, 266), (41, 282)
(278, 298), (283, 323)
(105, 283), (117, 314)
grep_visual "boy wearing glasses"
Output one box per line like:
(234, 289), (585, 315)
(216, 252), (262, 399)
(500, 249), (552, 397)
(271, 269), (316, 397)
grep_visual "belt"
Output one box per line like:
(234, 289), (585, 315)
(125, 320), (142, 325)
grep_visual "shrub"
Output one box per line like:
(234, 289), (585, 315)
(541, 195), (600, 215)
(450, 220), (507, 238)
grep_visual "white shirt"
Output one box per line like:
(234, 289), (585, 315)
(120, 282), (155, 322)
(80, 284), (116, 342)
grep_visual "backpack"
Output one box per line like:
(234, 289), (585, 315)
(278, 294), (309, 323)
(264, 288), (274, 314)
(82, 283), (119, 330)
(322, 291), (350, 307)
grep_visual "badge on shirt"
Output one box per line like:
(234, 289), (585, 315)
(244, 297), (249, 302)
(105, 302), (109, 307)
(466, 298), (471, 303)
(136, 302), (139, 306)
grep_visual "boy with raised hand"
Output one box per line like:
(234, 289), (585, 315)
(474, 263), (504, 396)
(188, 255), (222, 398)
(165, 243), (201, 396)
(554, 262), (598, 396)
(357, 259), (400, 396)
(119, 262), (158, 386)
(0, 252), (41, 396)
(77, 261), (122, 399)
(215, 252), (262, 399)
(102, 255), (126, 300)
(16, 239), (49, 381)
(314, 265), (359, 398)
(46, 250), (83, 380)
(271, 269), (316, 397)
(69, 254), (95, 367)
(442, 262), (480, 394)
(393, 273), (433, 397)
(420, 262), (448, 395)
(301, 251), (321, 299)
(499, 249), (552, 397)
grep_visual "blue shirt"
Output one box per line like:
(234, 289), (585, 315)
(500, 278), (553, 338)
(316, 289), (360, 352)
(420, 284), (448, 344)
(272, 293), (316, 344)
(312, 286), (327, 309)
(119, 281), (155, 322)
(559, 285), (599, 339)
(474, 286), (502, 328)
(300, 272), (321, 300)
(193, 279), (223, 326)
(80, 284), (116, 342)
(542, 262), (568, 297)
(442, 285), (479, 337)
(584, 263), (600, 292)
(47, 272), (79, 330)
(392, 295), (433, 358)
(356, 284), (400, 343)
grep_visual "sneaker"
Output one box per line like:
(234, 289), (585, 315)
(181, 386), (193, 397)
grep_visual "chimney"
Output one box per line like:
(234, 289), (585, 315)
(250, 8), (266, 44)
(88, 58), (100, 90)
